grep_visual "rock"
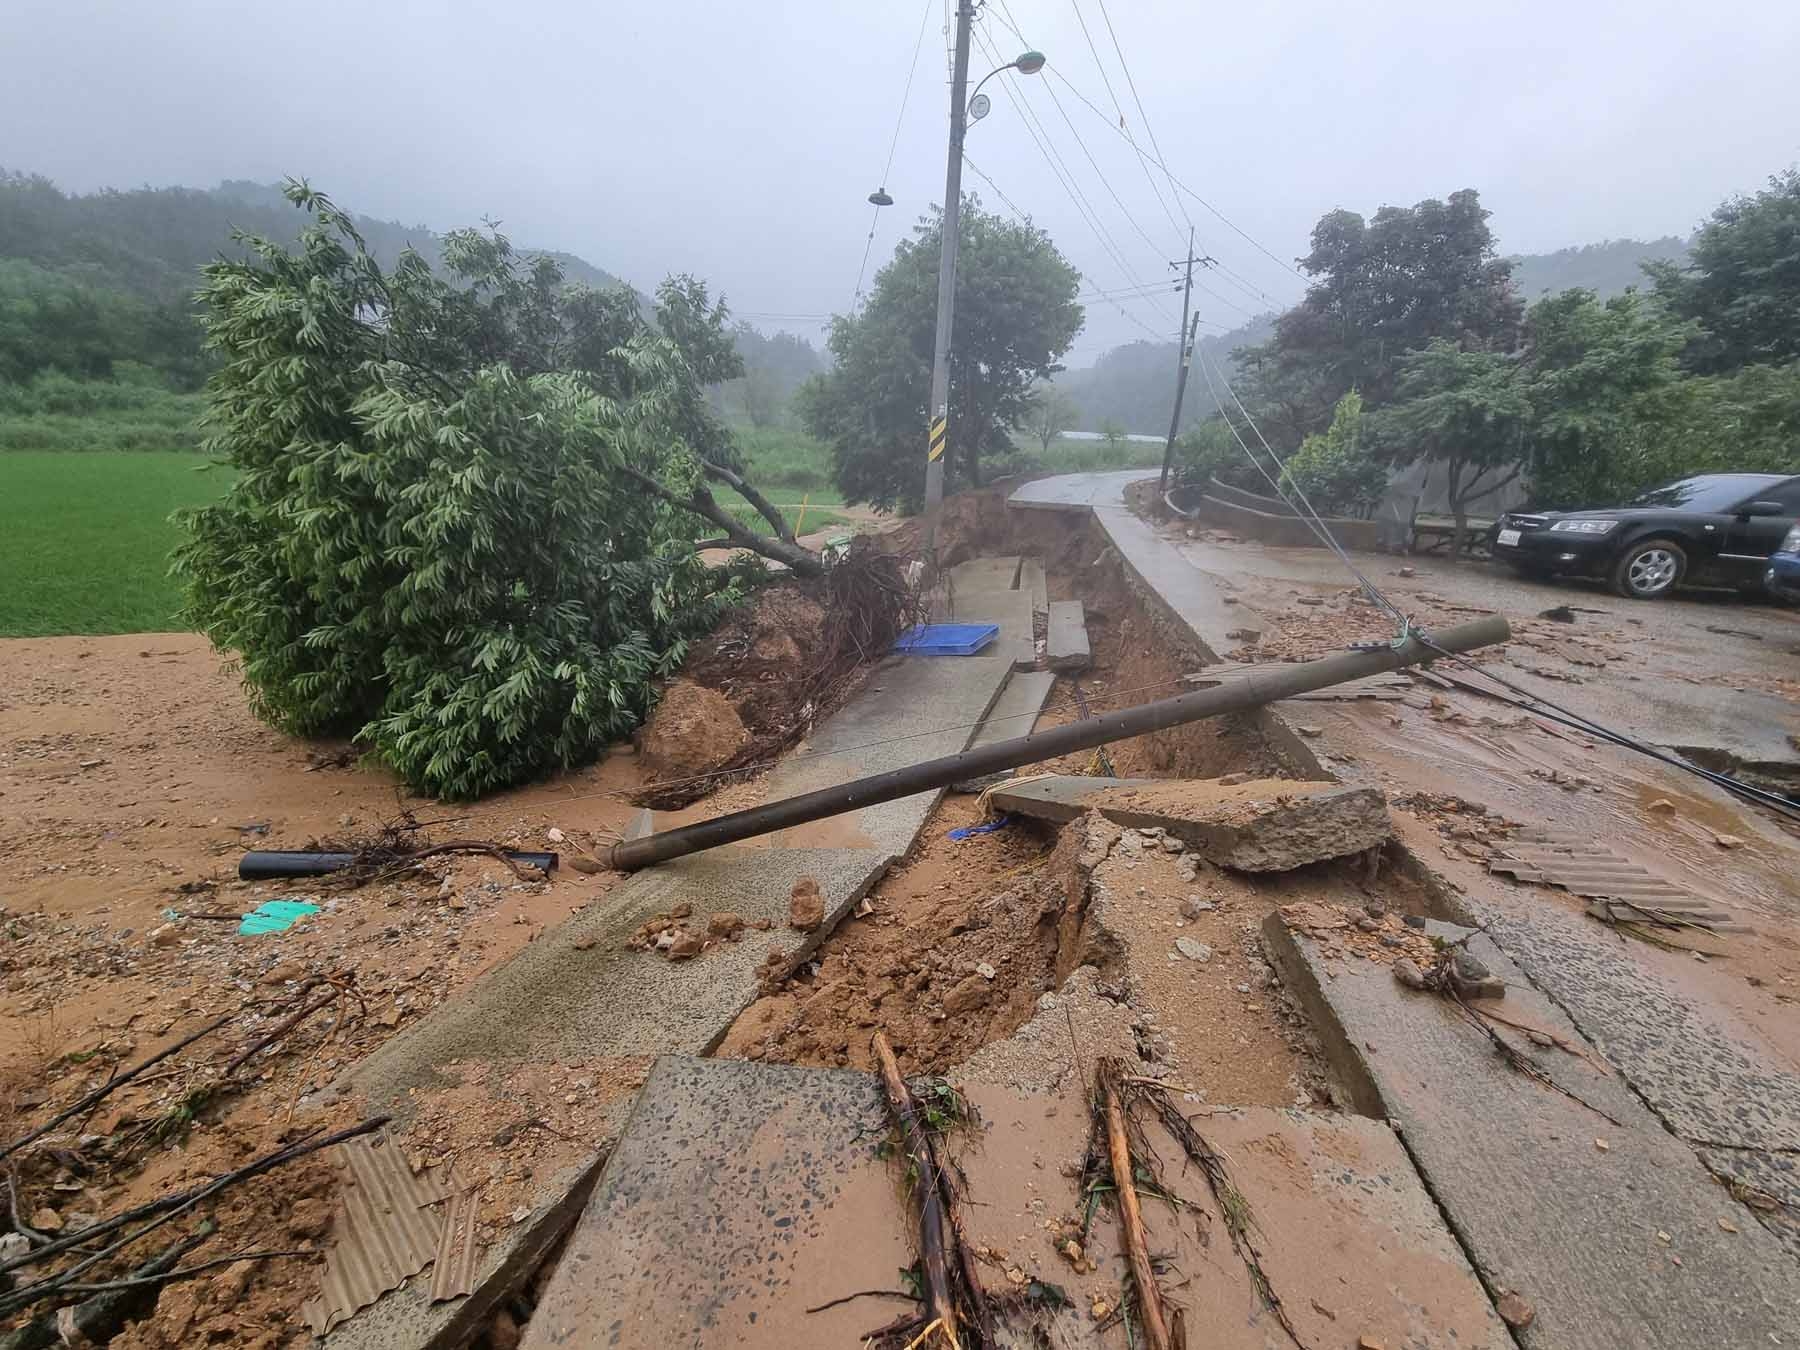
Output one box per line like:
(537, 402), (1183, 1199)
(639, 679), (750, 781)
(1296, 725), (1325, 738)
(546, 826), (566, 843)
(707, 912), (745, 939)
(1180, 896), (1214, 919)
(942, 974), (990, 1015)
(287, 1197), (331, 1239)
(1645, 798), (1676, 814)
(28, 1207), (62, 1233)
(568, 854), (604, 874)
(0, 1234), (30, 1262)
(788, 877), (825, 931)
(1392, 958), (1428, 990)
(1217, 771), (1253, 786)
(1296, 596), (1325, 607)
(1174, 938), (1212, 963)
(666, 931), (704, 960)
(1713, 833), (1745, 849)
(975, 962), (997, 980)
(488, 1309), (522, 1350)
(208, 1259), (258, 1304)
(148, 924), (182, 948)
(670, 902), (693, 920)
(1226, 627), (1262, 642)
(260, 961), (303, 986)
(1358, 1336), (1386, 1350)
(1355, 916), (1380, 933)
(1159, 835), (1185, 854)
(1495, 1292), (1536, 1329)
(1397, 566), (1417, 578)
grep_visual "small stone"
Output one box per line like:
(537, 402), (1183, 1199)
(1159, 835), (1184, 854)
(1174, 938), (1212, 963)
(1594, 1138), (1610, 1152)
(788, 877), (825, 931)
(568, 855), (604, 874)
(28, 1207), (62, 1233)
(1297, 596), (1325, 607)
(943, 974), (990, 1015)
(1355, 916), (1380, 933)
(1713, 833), (1745, 850)
(1358, 1335), (1386, 1350)
(1397, 566), (1417, 578)
(1646, 798), (1676, 814)
(1495, 1292), (1535, 1329)
(1656, 1229), (1671, 1243)
(1692, 951), (1709, 964)
(1180, 897), (1214, 920)
(670, 902), (693, 919)
(1717, 1217), (1739, 1234)
(1392, 958), (1427, 991)
(1090, 1297), (1111, 1321)
(287, 1197), (331, 1239)
(667, 931), (704, 960)
(260, 961), (303, 986)
(148, 924), (181, 949)
(1235, 982), (1250, 994)
(707, 912), (745, 939)
(1296, 725), (1324, 738)
(975, 962), (997, 980)
(572, 937), (597, 952)
(546, 827), (566, 843)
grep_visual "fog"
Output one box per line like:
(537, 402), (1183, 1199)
(6, 0), (1798, 360)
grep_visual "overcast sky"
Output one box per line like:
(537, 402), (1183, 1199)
(7, 0), (1798, 361)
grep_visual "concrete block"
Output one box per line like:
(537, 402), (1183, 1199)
(965, 670), (1056, 753)
(1263, 913), (1797, 1350)
(522, 1057), (907, 1349)
(992, 775), (1390, 871)
(1045, 598), (1091, 670)
(1018, 556), (1048, 614)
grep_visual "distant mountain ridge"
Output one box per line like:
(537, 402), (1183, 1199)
(0, 171), (634, 305)
(1058, 235), (1695, 435)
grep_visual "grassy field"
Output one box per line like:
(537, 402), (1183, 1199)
(0, 369), (205, 453)
(0, 452), (228, 637)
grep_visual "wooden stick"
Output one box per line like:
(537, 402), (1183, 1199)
(1104, 1080), (1172, 1350)
(872, 1033), (960, 1350)
(0, 1014), (231, 1164)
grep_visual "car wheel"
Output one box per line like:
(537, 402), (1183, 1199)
(1610, 539), (1686, 599)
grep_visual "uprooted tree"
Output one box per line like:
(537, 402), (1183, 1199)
(177, 181), (824, 800)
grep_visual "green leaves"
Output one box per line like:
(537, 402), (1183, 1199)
(176, 187), (743, 799)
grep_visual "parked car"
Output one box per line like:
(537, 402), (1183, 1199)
(1491, 473), (1800, 599)
(1767, 523), (1800, 603)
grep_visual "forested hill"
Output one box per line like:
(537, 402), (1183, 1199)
(1508, 236), (1690, 300)
(0, 172), (630, 303)
(1059, 236), (1694, 435)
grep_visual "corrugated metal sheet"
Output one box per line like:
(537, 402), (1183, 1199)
(301, 1129), (456, 1335)
(1489, 829), (1744, 932)
(430, 1185), (482, 1303)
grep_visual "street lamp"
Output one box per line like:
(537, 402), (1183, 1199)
(967, 51), (1047, 117)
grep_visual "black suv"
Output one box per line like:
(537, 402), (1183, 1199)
(1491, 473), (1800, 599)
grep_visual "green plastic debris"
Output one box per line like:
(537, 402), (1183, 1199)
(238, 900), (322, 936)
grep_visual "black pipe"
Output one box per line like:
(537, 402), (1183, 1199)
(238, 850), (559, 880)
(607, 616), (1511, 871)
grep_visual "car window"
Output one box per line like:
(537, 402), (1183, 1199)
(1629, 476), (1784, 511)
(1762, 480), (1800, 513)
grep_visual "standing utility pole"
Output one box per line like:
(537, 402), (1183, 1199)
(923, 0), (976, 557)
(1158, 231), (1208, 494)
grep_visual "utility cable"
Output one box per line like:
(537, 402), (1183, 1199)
(851, 0), (937, 314)
(1070, 0), (1187, 243)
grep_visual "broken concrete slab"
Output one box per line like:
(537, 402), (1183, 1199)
(1018, 555), (1048, 614)
(991, 774), (1390, 871)
(522, 1057), (907, 1349)
(532, 1053), (1508, 1349)
(340, 846), (886, 1116)
(1264, 913), (1797, 1349)
(1045, 598), (1091, 670)
(965, 669), (1056, 753)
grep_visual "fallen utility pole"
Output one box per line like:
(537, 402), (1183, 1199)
(607, 616), (1509, 871)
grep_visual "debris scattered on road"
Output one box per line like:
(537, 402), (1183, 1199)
(788, 875), (825, 931)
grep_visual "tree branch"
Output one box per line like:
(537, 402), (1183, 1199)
(700, 458), (796, 543)
(621, 466), (822, 577)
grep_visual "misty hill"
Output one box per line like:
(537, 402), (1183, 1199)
(1055, 315), (1276, 436)
(1060, 236), (1695, 435)
(1508, 236), (1689, 300)
(0, 171), (633, 305)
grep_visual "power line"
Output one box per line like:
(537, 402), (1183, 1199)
(1069, 0), (1186, 243)
(1045, 66), (1306, 285)
(961, 153), (1029, 222)
(965, 25), (1171, 341)
(851, 0), (937, 314)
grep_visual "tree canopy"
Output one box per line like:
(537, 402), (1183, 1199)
(1649, 168), (1800, 374)
(176, 182), (802, 799)
(797, 198), (1082, 511)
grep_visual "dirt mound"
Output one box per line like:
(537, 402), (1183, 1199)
(637, 547), (923, 807)
(639, 680), (750, 781)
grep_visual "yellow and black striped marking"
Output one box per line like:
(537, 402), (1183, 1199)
(927, 416), (948, 462)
